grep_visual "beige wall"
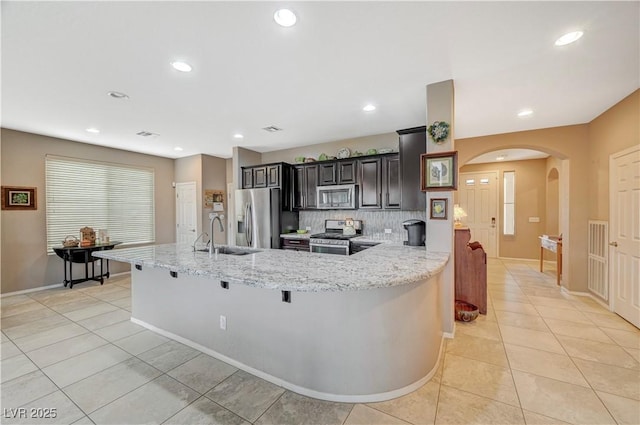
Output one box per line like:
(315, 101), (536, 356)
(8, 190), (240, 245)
(456, 124), (589, 292)
(174, 154), (228, 244)
(260, 132), (398, 164)
(588, 89), (639, 221)
(460, 159), (547, 260)
(202, 154), (227, 245)
(1, 129), (175, 294)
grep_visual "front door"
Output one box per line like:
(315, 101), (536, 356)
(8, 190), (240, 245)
(458, 171), (498, 257)
(176, 182), (197, 244)
(609, 146), (640, 328)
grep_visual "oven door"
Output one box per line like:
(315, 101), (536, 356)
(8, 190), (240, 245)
(310, 243), (350, 255)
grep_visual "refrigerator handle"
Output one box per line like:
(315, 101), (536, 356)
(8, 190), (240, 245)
(246, 203), (252, 246)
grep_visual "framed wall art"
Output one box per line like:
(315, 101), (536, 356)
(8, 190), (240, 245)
(420, 151), (458, 191)
(1, 186), (37, 210)
(430, 198), (448, 220)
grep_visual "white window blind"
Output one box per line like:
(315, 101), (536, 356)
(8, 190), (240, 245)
(503, 171), (515, 235)
(46, 156), (155, 252)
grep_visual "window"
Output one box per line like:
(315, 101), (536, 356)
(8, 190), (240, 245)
(45, 156), (155, 252)
(503, 171), (515, 235)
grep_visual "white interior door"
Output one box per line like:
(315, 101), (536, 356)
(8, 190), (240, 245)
(458, 171), (498, 257)
(176, 182), (197, 244)
(610, 146), (640, 328)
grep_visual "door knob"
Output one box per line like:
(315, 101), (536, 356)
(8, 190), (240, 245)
(609, 241), (618, 247)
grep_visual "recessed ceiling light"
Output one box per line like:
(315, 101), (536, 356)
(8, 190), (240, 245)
(233, 133), (244, 139)
(363, 104), (376, 112)
(274, 9), (297, 27)
(86, 127), (100, 134)
(517, 109), (533, 117)
(171, 61), (193, 72)
(555, 31), (584, 46)
(107, 91), (129, 100)
(174, 147), (183, 151)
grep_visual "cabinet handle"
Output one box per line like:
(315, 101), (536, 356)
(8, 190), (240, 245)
(288, 240), (301, 244)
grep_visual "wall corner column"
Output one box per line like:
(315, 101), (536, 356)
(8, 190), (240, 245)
(425, 79), (455, 335)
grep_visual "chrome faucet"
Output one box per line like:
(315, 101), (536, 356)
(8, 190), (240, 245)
(192, 232), (208, 252)
(209, 213), (225, 256)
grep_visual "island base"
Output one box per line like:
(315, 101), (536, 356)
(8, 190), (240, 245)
(131, 267), (445, 402)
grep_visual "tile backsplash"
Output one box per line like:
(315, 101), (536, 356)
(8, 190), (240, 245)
(300, 210), (426, 242)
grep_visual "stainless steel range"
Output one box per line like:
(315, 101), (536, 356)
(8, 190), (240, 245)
(310, 219), (363, 255)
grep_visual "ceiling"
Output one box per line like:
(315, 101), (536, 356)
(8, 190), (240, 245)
(2, 2), (638, 159)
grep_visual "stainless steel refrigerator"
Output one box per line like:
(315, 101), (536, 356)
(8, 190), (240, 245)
(235, 188), (298, 249)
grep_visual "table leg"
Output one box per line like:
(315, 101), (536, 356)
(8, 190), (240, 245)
(63, 252), (69, 287)
(557, 250), (562, 286)
(540, 246), (544, 272)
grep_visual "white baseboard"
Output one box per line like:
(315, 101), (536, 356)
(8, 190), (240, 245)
(1, 282), (63, 297)
(0, 271), (131, 298)
(561, 287), (611, 310)
(131, 316), (446, 403)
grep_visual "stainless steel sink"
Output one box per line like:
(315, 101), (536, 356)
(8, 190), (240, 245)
(196, 247), (261, 256)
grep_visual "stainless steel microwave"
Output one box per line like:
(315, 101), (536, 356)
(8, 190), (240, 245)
(317, 184), (357, 209)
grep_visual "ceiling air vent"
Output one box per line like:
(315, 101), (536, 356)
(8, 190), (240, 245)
(262, 126), (283, 133)
(136, 131), (159, 137)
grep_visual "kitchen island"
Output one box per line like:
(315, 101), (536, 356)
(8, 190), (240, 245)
(94, 243), (449, 402)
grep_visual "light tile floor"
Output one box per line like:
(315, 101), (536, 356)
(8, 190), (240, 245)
(1, 259), (638, 424)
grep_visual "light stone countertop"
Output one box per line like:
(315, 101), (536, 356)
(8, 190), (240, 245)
(94, 242), (449, 292)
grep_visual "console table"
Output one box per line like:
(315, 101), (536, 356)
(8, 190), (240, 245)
(52, 242), (121, 288)
(539, 235), (562, 286)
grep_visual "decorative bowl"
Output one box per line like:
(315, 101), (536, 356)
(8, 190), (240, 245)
(304, 157), (316, 163)
(366, 148), (378, 155)
(378, 148), (393, 154)
(296, 229), (308, 234)
(62, 235), (79, 247)
(294, 156), (305, 163)
(455, 300), (479, 322)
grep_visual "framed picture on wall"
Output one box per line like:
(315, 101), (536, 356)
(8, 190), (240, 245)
(1, 186), (37, 210)
(430, 198), (448, 220)
(420, 151), (458, 191)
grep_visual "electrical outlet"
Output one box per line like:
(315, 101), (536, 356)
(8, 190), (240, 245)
(384, 228), (392, 234)
(219, 315), (227, 330)
(305, 226), (311, 231)
(528, 217), (540, 223)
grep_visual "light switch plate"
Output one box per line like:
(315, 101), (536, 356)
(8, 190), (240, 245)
(384, 228), (392, 234)
(529, 217), (540, 223)
(305, 226), (311, 231)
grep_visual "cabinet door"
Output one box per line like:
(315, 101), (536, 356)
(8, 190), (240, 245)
(338, 160), (357, 184)
(383, 155), (401, 209)
(242, 168), (254, 189)
(318, 163), (337, 186)
(398, 129), (427, 210)
(359, 158), (382, 209)
(253, 166), (267, 188)
(267, 164), (281, 187)
(293, 166), (305, 209)
(304, 165), (318, 209)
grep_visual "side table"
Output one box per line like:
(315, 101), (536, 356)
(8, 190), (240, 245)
(52, 242), (121, 288)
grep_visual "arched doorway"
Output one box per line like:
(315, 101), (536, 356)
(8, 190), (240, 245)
(457, 149), (564, 265)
